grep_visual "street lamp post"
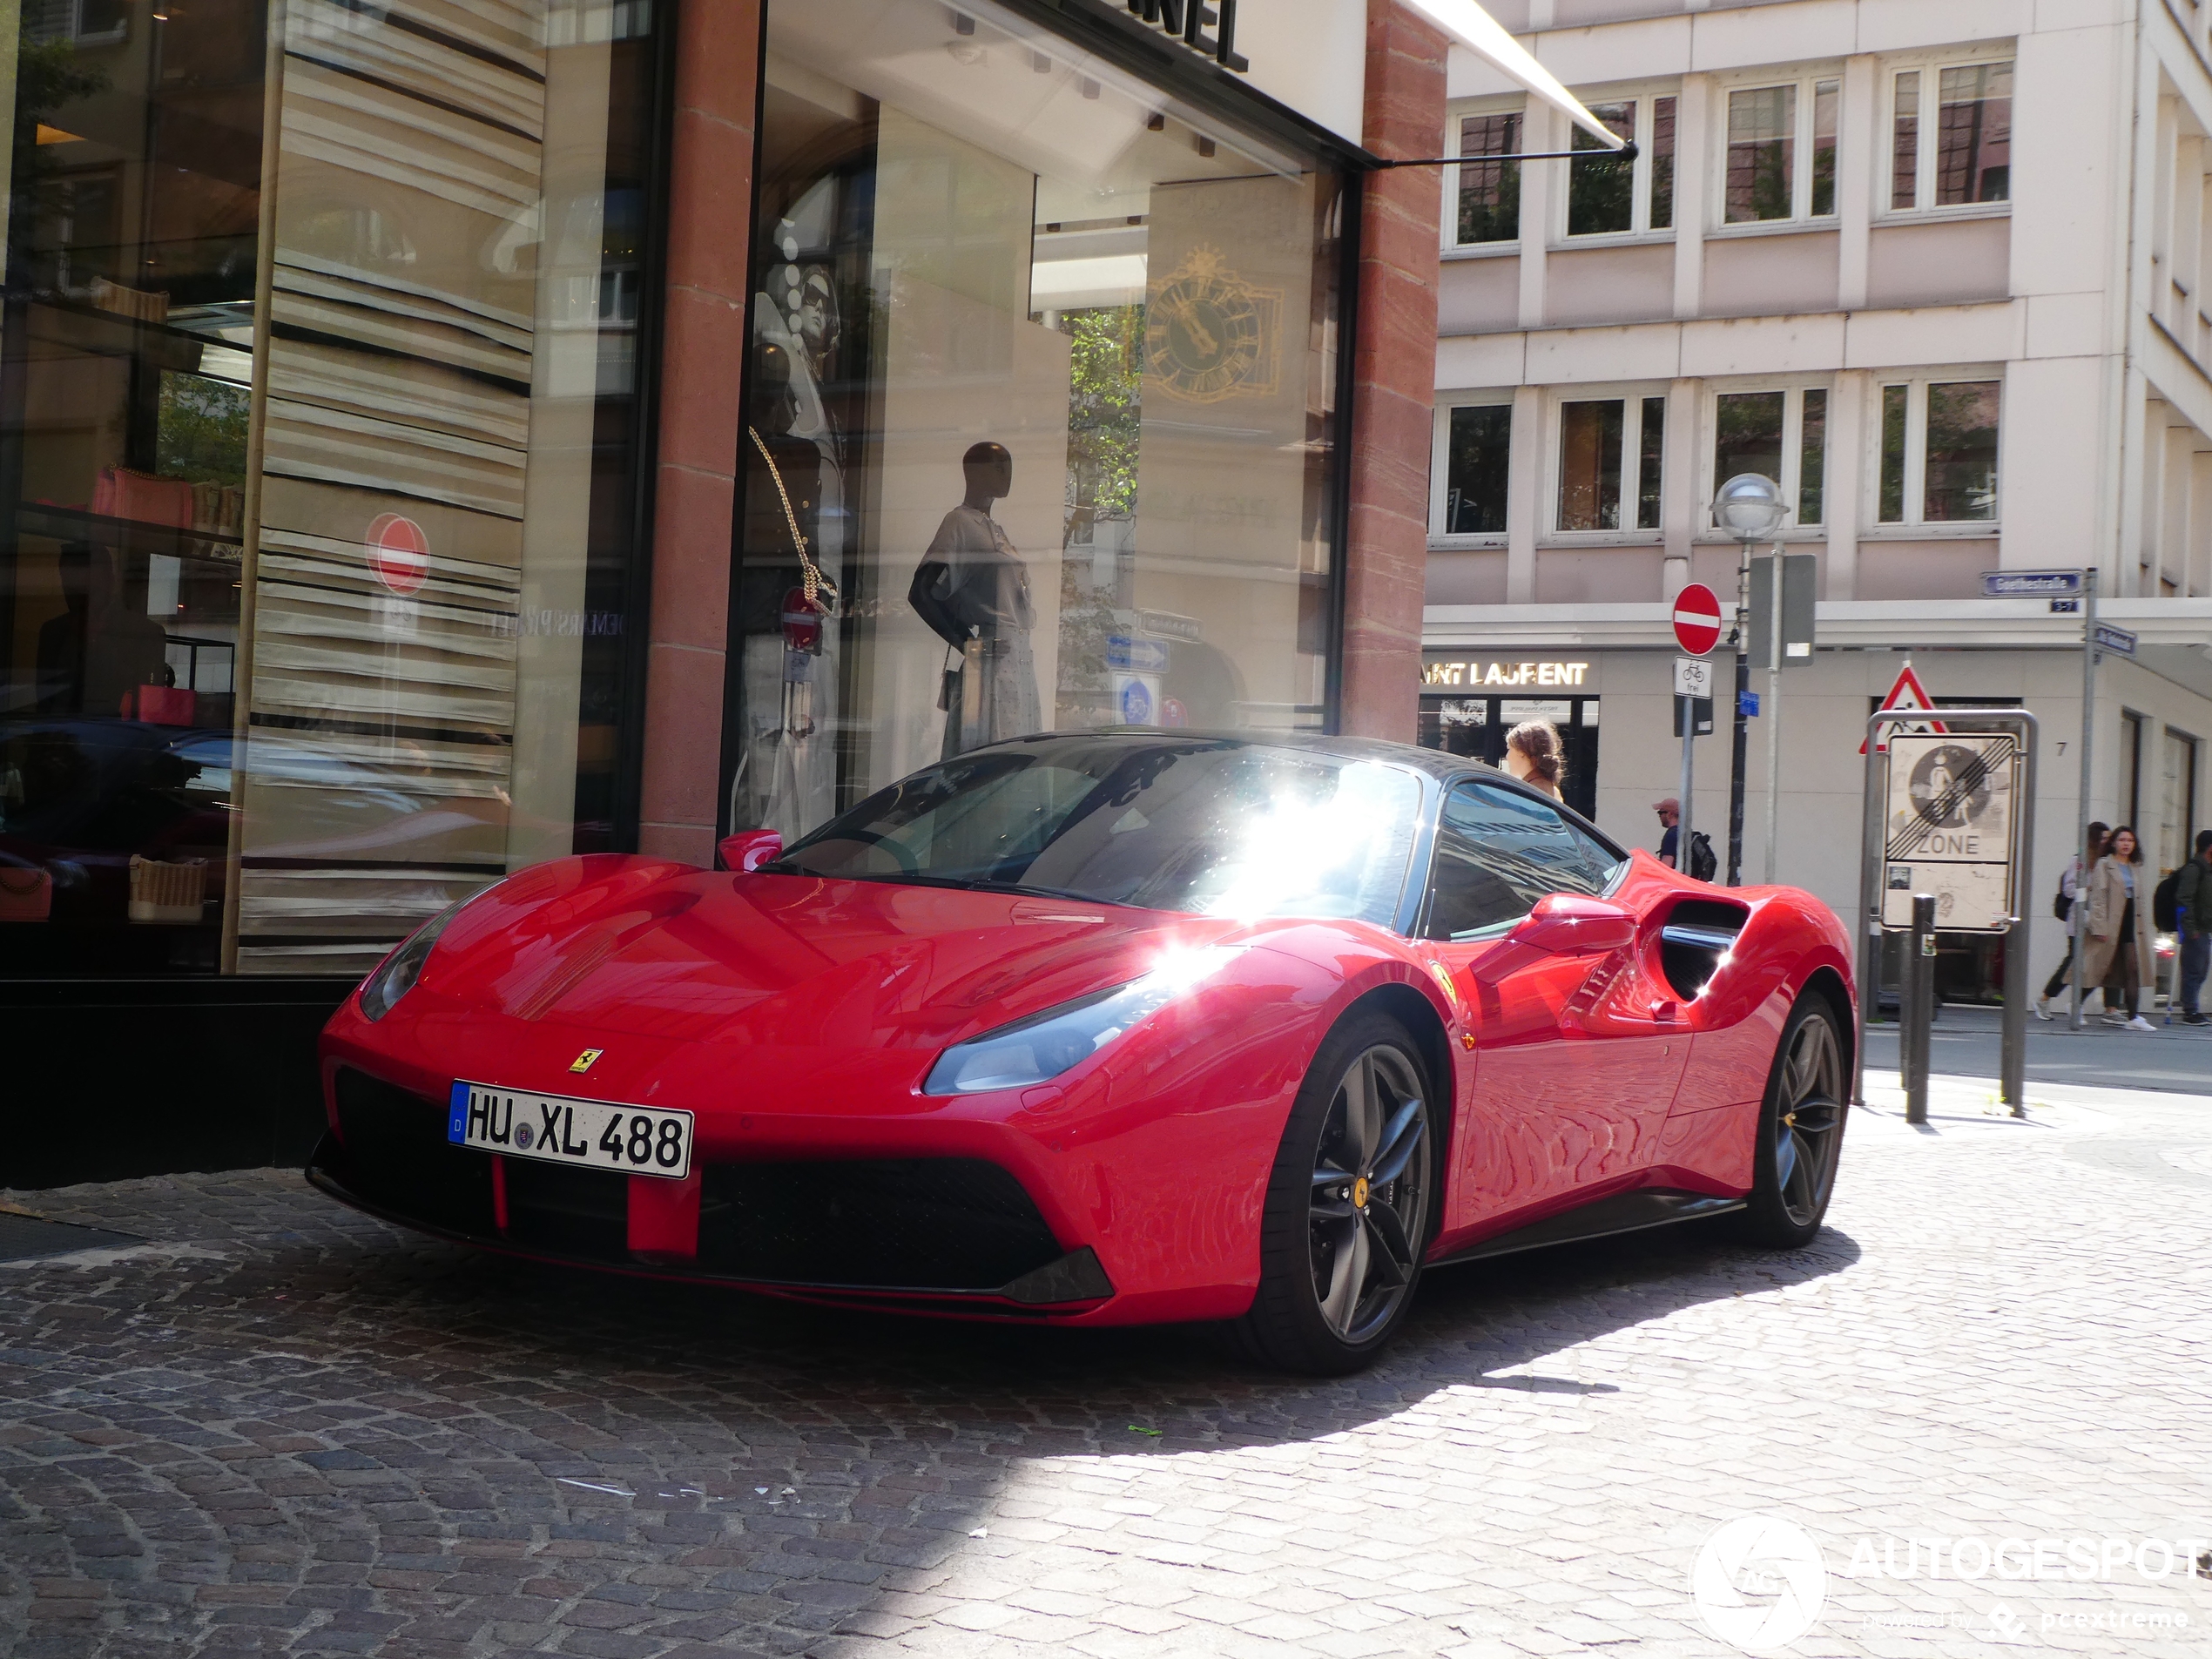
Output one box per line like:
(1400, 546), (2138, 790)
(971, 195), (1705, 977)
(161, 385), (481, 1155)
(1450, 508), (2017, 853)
(1712, 474), (1787, 889)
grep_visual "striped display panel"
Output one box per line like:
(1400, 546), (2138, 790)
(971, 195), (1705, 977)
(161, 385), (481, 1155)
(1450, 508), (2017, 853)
(240, 0), (551, 973)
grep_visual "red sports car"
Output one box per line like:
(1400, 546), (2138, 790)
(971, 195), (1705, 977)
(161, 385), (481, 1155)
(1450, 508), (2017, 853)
(311, 732), (1855, 1373)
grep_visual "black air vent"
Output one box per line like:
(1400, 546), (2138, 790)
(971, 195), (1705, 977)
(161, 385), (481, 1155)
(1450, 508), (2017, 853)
(1658, 899), (1749, 1001)
(332, 1068), (496, 1235)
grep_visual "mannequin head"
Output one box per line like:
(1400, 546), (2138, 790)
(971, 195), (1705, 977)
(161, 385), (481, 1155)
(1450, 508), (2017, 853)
(962, 441), (1013, 508)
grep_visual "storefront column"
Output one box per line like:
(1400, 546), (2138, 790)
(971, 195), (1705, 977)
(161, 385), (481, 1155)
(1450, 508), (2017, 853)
(637, 0), (762, 863)
(1341, 0), (1447, 742)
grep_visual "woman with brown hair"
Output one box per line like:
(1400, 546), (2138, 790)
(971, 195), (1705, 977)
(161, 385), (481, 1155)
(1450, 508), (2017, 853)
(1501, 718), (1565, 801)
(2080, 824), (2157, 1030)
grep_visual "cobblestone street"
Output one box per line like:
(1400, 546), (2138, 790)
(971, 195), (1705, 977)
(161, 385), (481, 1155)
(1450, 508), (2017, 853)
(4, 1073), (2209, 1659)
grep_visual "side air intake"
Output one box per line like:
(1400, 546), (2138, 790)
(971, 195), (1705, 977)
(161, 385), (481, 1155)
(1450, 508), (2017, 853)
(1658, 899), (1749, 1001)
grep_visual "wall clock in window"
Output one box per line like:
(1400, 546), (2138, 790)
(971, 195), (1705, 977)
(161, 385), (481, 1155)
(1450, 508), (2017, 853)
(1144, 246), (1281, 404)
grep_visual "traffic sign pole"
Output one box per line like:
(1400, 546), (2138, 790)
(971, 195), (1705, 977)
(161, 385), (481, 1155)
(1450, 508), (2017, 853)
(2072, 570), (2098, 1032)
(1669, 589), (1721, 881)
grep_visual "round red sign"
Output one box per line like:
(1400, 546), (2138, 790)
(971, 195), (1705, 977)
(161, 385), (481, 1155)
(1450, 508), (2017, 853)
(367, 513), (430, 597)
(1672, 582), (1723, 656)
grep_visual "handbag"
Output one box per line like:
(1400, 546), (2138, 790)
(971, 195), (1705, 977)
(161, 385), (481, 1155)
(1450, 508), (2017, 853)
(0, 866), (52, 922)
(2053, 890), (2073, 922)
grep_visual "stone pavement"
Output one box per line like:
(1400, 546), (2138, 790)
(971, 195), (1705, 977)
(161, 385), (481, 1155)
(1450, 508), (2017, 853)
(3, 1074), (2209, 1659)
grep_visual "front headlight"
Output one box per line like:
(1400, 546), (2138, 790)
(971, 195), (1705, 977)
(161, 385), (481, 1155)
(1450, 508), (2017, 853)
(924, 945), (1243, 1095)
(358, 895), (476, 1022)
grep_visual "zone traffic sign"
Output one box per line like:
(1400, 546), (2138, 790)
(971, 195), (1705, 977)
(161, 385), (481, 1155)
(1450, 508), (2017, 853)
(1672, 583), (1723, 655)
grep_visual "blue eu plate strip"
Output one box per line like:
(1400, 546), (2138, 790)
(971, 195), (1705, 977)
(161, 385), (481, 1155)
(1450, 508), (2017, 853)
(448, 1082), (469, 1144)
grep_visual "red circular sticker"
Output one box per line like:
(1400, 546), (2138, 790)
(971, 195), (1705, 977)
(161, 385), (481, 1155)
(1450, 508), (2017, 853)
(367, 513), (430, 597)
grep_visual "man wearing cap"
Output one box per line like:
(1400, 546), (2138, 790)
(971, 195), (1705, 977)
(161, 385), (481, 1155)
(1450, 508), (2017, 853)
(1653, 798), (1680, 868)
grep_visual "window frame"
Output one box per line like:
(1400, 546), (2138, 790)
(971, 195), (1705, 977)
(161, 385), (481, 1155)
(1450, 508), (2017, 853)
(1696, 377), (1833, 543)
(1443, 95), (1530, 255)
(1430, 392), (1515, 547)
(1879, 50), (2016, 222)
(1865, 369), (2006, 534)
(1542, 384), (1668, 543)
(1554, 84), (1682, 246)
(1708, 65), (1844, 235)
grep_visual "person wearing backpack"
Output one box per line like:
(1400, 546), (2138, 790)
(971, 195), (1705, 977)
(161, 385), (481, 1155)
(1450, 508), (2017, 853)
(2172, 829), (2212, 1025)
(2036, 821), (2107, 1020)
(2081, 826), (2156, 1029)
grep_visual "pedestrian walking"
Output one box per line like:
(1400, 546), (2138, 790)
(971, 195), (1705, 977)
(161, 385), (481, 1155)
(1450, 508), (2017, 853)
(2174, 828), (2212, 1025)
(1653, 797), (1680, 868)
(2036, 820), (2107, 1020)
(1502, 718), (1566, 801)
(2080, 825), (2157, 1031)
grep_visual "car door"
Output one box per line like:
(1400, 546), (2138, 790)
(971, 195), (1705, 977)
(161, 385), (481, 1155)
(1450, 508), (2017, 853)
(1420, 779), (1689, 1240)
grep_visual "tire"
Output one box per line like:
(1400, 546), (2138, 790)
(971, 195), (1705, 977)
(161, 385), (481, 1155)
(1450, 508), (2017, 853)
(1729, 993), (1850, 1248)
(1231, 1009), (1439, 1375)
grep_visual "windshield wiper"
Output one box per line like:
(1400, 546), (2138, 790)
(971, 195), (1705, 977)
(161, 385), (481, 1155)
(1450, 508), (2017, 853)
(963, 879), (1125, 906)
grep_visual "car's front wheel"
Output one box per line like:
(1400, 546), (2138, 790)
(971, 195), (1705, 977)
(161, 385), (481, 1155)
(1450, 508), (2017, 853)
(1730, 992), (1849, 1248)
(1233, 1009), (1437, 1375)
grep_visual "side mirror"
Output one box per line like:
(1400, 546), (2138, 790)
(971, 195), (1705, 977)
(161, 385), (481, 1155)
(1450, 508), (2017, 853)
(1508, 893), (1637, 955)
(718, 829), (784, 873)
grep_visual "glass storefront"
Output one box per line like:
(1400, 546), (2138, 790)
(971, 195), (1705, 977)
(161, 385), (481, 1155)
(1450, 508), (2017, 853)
(733, 0), (1348, 840)
(0, 0), (665, 975)
(1419, 694), (1602, 821)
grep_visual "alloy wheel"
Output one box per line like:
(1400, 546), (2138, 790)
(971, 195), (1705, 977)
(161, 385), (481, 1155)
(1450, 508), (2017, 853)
(1774, 1013), (1846, 1228)
(1308, 1043), (1431, 1343)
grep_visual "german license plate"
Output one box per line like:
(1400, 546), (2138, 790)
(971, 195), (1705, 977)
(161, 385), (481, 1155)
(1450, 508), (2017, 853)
(447, 1082), (693, 1180)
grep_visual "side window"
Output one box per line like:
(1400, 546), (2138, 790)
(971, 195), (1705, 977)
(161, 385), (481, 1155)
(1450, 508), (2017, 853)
(1424, 779), (1603, 940)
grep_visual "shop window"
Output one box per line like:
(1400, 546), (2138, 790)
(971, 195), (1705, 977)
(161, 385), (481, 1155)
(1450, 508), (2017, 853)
(1712, 387), (1827, 526)
(1876, 378), (2001, 525)
(1723, 78), (1838, 225)
(2161, 729), (2199, 878)
(1567, 94), (1676, 237)
(1418, 694), (1601, 822)
(1891, 60), (2012, 212)
(732, 0), (1345, 842)
(0, 1), (667, 975)
(1440, 402), (1512, 536)
(1456, 109), (1522, 245)
(1557, 396), (1663, 532)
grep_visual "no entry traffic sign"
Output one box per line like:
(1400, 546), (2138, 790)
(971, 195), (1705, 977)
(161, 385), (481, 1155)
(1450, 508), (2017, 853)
(1672, 583), (1723, 655)
(368, 513), (431, 597)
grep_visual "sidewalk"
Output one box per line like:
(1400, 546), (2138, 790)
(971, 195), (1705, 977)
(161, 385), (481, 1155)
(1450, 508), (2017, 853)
(1861, 1000), (2212, 1096)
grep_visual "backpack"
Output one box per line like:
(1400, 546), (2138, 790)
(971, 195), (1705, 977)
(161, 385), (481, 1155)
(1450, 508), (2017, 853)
(1686, 831), (1718, 883)
(2155, 867), (2184, 932)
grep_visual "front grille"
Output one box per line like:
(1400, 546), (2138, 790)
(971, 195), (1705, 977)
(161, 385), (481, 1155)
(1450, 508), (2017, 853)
(330, 1068), (495, 1236)
(505, 1159), (628, 1260)
(697, 1158), (1065, 1291)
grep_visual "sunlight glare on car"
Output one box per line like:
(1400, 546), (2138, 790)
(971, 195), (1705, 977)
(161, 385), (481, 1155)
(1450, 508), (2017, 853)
(1193, 761), (1413, 923)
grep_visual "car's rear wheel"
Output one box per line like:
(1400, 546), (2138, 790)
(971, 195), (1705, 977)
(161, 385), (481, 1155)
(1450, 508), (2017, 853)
(1730, 993), (1849, 1248)
(1233, 1010), (1436, 1375)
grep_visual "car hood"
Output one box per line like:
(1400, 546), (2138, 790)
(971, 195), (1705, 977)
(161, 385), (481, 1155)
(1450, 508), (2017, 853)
(416, 856), (1245, 1051)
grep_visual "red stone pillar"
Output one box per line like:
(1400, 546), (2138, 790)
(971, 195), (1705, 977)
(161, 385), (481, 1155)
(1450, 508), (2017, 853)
(637, 0), (760, 864)
(1340, 1), (1447, 742)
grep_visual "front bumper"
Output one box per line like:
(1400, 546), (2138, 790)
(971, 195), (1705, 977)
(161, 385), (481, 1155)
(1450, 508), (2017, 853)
(310, 1069), (1116, 1315)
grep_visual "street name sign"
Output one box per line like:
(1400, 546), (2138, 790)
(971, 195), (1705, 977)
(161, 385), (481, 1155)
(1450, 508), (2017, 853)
(1979, 570), (2082, 597)
(2093, 623), (2138, 658)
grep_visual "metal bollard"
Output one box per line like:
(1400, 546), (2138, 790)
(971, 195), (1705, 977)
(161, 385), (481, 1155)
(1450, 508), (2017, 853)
(1904, 894), (1936, 1124)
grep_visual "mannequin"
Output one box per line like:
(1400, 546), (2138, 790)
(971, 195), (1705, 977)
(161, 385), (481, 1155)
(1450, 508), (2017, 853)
(909, 442), (1040, 757)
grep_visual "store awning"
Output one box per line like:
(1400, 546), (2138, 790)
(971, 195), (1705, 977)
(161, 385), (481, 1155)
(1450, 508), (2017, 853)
(1399, 0), (1628, 151)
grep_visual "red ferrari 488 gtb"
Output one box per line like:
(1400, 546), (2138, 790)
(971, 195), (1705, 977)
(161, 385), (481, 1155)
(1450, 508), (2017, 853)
(312, 732), (1856, 1373)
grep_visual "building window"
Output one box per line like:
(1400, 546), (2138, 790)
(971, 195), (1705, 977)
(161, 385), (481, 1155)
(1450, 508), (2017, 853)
(2121, 711), (2144, 829)
(1457, 111), (1521, 245)
(1566, 95), (1677, 237)
(1557, 395), (1664, 532)
(1891, 60), (2012, 211)
(1712, 387), (1828, 526)
(1724, 78), (1838, 225)
(1440, 403), (1512, 536)
(1876, 378), (2002, 525)
(2160, 729), (2199, 878)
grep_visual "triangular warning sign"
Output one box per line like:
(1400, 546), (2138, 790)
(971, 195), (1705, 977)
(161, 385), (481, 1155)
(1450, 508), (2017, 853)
(1860, 664), (1947, 754)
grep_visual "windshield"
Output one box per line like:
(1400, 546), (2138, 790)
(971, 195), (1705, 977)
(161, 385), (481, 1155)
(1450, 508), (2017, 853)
(772, 737), (1423, 927)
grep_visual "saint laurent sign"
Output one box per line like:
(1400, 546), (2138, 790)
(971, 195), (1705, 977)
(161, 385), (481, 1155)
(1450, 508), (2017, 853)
(1124, 0), (1247, 72)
